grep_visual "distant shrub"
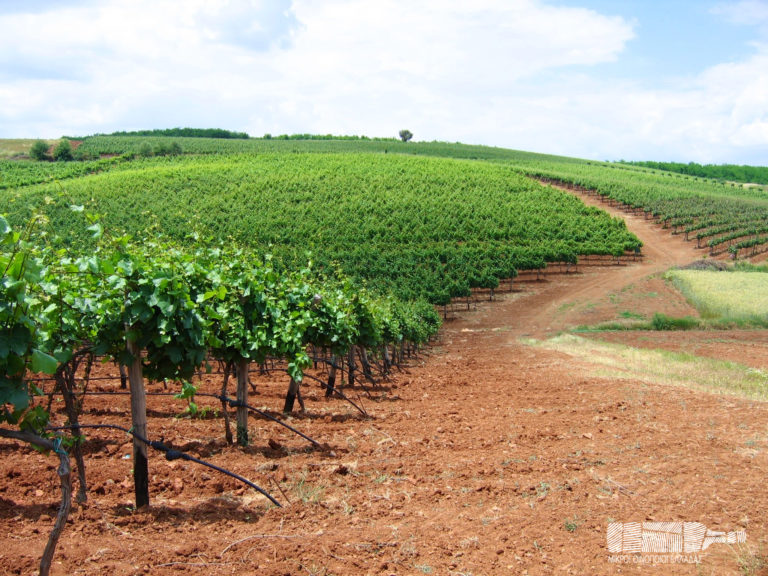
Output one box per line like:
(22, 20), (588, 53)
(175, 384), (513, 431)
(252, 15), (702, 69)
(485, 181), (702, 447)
(73, 147), (97, 161)
(153, 142), (169, 156)
(29, 140), (49, 161)
(53, 139), (73, 161)
(138, 141), (153, 158)
(152, 141), (182, 157)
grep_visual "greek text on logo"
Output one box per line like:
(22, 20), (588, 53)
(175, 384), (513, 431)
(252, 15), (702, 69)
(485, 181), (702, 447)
(607, 522), (746, 554)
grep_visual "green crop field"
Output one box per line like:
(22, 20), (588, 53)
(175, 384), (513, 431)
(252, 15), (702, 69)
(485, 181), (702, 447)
(6, 133), (768, 304)
(524, 159), (768, 259)
(1, 148), (641, 304)
(666, 269), (768, 323)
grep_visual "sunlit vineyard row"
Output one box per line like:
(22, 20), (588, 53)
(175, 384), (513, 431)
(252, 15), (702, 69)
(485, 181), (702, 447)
(2, 151), (641, 304)
(0, 156), (128, 190)
(520, 158), (768, 259)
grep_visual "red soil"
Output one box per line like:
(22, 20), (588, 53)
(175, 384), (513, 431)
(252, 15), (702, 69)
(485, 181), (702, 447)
(2, 190), (768, 576)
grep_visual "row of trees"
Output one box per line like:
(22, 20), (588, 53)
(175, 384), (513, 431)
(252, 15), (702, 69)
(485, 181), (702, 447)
(29, 139), (183, 162)
(621, 160), (768, 185)
(93, 127), (250, 139)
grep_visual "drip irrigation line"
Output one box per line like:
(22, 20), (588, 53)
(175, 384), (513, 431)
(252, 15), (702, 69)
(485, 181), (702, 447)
(212, 394), (321, 448)
(47, 424), (281, 507)
(47, 376), (368, 419)
(42, 389), (321, 447)
(312, 356), (385, 382)
(26, 364), (274, 384)
(292, 371), (368, 417)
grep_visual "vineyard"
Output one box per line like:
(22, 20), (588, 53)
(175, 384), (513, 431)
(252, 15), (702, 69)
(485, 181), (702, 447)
(2, 136), (768, 574)
(527, 162), (768, 261)
(1, 151), (643, 305)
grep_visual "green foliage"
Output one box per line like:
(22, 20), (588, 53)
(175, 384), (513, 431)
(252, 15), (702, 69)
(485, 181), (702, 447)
(3, 152), (640, 305)
(91, 242), (209, 382)
(174, 380), (200, 417)
(53, 139), (73, 162)
(650, 313), (700, 331)
(152, 141), (182, 157)
(138, 141), (153, 158)
(97, 127), (249, 139)
(29, 140), (49, 161)
(526, 158), (768, 258)
(0, 216), (57, 432)
(73, 147), (97, 161)
(1, 214), (442, 434)
(399, 129), (413, 142)
(0, 156), (126, 190)
(622, 160), (768, 186)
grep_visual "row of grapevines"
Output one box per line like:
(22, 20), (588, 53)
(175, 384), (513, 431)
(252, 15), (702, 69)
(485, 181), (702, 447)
(1, 214), (441, 506)
(2, 215), (440, 426)
(0, 156), (129, 190)
(2, 152), (642, 304)
(524, 159), (768, 259)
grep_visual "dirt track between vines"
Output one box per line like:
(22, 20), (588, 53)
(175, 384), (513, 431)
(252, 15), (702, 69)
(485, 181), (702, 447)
(2, 190), (768, 576)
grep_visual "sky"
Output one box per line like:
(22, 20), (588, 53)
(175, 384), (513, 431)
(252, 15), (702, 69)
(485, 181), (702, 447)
(1, 0), (767, 164)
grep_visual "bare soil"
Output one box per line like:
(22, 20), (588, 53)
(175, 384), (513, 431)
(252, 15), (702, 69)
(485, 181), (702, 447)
(2, 191), (768, 576)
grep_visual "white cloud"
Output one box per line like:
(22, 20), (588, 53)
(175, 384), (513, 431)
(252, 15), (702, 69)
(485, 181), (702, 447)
(712, 0), (768, 30)
(251, 0), (635, 137)
(0, 0), (766, 163)
(0, 0), (636, 140)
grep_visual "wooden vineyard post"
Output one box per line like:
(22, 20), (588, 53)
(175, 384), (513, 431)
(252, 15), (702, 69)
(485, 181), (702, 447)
(126, 335), (149, 508)
(236, 358), (249, 446)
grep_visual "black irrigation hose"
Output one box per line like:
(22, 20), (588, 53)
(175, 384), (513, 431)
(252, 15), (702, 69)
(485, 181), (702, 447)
(296, 372), (368, 417)
(26, 364), (278, 384)
(213, 394), (321, 448)
(47, 424), (282, 508)
(51, 389), (321, 447)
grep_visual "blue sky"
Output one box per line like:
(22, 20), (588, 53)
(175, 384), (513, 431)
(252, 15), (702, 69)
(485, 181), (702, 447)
(1, 0), (767, 164)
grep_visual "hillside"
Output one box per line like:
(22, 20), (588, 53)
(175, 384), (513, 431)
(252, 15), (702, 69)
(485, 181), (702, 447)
(1, 145), (642, 305)
(2, 136), (768, 575)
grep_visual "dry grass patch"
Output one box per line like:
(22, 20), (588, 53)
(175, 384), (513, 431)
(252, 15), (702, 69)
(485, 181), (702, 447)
(0, 139), (39, 158)
(667, 269), (768, 324)
(523, 334), (768, 400)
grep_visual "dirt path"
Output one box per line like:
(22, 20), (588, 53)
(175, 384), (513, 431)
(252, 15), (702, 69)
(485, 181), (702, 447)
(493, 185), (704, 338)
(2, 189), (768, 576)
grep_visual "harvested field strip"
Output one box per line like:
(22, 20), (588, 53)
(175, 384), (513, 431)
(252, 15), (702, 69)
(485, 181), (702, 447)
(667, 269), (768, 321)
